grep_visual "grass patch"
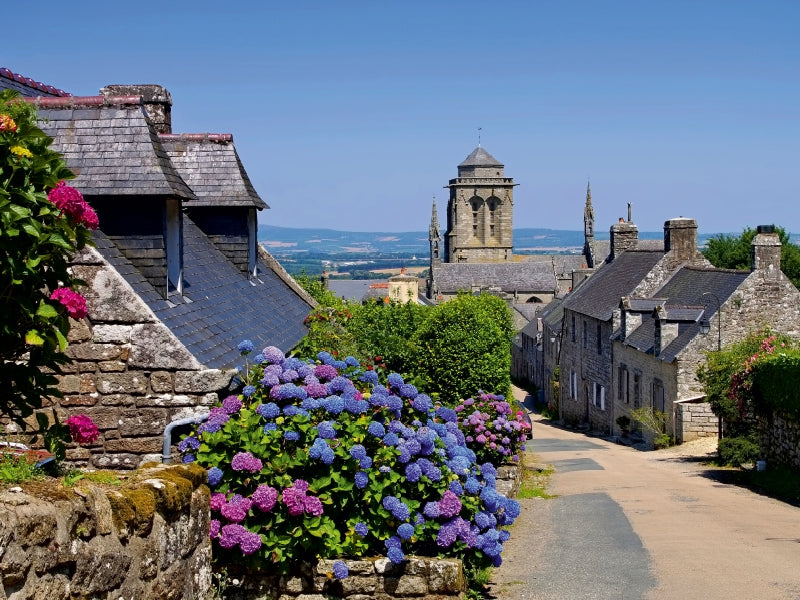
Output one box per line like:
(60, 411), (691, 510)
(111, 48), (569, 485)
(517, 461), (557, 500)
(62, 469), (123, 488)
(730, 464), (800, 506)
(0, 452), (43, 485)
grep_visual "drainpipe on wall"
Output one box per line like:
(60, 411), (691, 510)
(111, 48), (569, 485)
(162, 412), (210, 464)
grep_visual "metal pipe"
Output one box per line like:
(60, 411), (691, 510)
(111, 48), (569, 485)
(162, 412), (209, 464)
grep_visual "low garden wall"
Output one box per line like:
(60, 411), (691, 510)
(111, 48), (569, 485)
(220, 556), (465, 600)
(0, 463), (210, 599)
(759, 410), (800, 470)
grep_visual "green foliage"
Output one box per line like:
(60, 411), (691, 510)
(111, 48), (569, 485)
(294, 270), (340, 306)
(0, 90), (94, 424)
(630, 406), (668, 435)
(0, 451), (42, 484)
(750, 350), (800, 419)
(702, 226), (800, 288)
(717, 434), (760, 467)
(615, 415), (631, 432)
(653, 433), (674, 449)
(414, 293), (514, 405)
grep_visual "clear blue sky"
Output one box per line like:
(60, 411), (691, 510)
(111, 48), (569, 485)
(5, 1), (799, 234)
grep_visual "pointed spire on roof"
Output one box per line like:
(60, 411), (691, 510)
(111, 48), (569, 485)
(458, 146), (502, 167)
(429, 195), (441, 238)
(584, 180), (595, 240)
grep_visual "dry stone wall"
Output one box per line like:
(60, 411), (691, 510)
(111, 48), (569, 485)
(221, 556), (465, 600)
(675, 400), (718, 442)
(0, 464), (210, 600)
(44, 245), (234, 469)
(759, 411), (800, 470)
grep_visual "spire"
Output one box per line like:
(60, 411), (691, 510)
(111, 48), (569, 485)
(429, 196), (441, 238)
(584, 180), (594, 239)
(429, 196), (442, 268)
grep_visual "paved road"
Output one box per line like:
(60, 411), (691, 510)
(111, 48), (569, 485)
(490, 396), (800, 600)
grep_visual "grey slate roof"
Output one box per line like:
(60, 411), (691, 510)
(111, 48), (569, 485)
(541, 297), (566, 331)
(159, 134), (267, 209)
(92, 216), (312, 369)
(622, 267), (750, 362)
(562, 250), (664, 321)
(34, 96), (195, 200)
(459, 146), (502, 167)
(328, 280), (383, 302)
(432, 262), (556, 294)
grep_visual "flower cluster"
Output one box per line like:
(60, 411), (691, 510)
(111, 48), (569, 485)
(64, 414), (100, 445)
(185, 343), (520, 575)
(47, 180), (99, 230)
(10, 145), (32, 158)
(0, 114), (17, 133)
(50, 287), (88, 320)
(455, 392), (531, 466)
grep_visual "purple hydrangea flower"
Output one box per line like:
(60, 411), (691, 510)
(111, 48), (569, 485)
(221, 495), (252, 522)
(261, 373), (280, 386)
(240, 530), (262, 555)
(209, 519), (221, 539)
(315, 364), (338, 380)
(262, 346), (285, 365)
(297, 363), (315, 378)
(231, 452), (263, 473)
(306, 382), (328, 398)
(252, 484), (278, 512)
(219, 523), (247, 549)
(210, 492), (226, 512)
(438, 490), (462, 518)
(280, 369), (299, 383)
(423, 501), (440, 518)
(198, 408), (229, 434)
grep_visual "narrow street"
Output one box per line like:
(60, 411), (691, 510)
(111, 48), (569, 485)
(491, 393), (800, 600)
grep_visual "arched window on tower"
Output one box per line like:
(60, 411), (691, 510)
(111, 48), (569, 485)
(470, 198), (481, 237)
(487, 197), (499, 239)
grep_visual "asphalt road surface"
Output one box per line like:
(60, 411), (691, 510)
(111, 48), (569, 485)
(490, 395), (800, 600)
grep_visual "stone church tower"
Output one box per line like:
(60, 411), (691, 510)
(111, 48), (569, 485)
(443, 147), (516, 263)
(429, 196), (442, 268)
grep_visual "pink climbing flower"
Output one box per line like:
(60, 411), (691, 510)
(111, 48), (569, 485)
(50, 287), (88, 320)
(64, 414), (100, 445)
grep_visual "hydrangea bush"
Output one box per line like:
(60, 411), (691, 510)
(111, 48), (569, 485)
(455, 392), (531, 467)
(184, 344), (521, 577)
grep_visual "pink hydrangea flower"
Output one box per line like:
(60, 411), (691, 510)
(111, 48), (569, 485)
(50, 287), (88, 320)
(64, 414), (99, 445)
(46, 181), (99, 229)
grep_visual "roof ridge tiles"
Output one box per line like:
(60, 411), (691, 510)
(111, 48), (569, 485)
(0, 67), (71, 97)
(159, 133), (234, 143)
(23, 95), (144, 109)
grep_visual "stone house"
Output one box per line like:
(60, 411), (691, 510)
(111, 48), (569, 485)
(558, 218), (710, 431)
(4, 73), (314, 468)
(614, 226), (800, 443)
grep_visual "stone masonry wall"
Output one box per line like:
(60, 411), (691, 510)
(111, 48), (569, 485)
(0, 464), (210, 599)
(676, 400), (718, 442)
(42, 245), (234, 469)
(759, 410), (800, 470)
(221, 557), (465, 600)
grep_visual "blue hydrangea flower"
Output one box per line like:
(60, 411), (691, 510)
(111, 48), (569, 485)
(413, 394), (433, 413)
(332, 560), (348, 579)
(436, 406), (458, 423)
(262, 346), (285, 365)
(354, 522), (368, 536)
(345, 356), (360, 367)
(237, 339), (254, 354)
(382, 496), (410, 521)
(284, 431), (300, 441)
(387, 547), (405, 564)
(384, 535), (402, 549)
(242, 385), (256, 397)
(207, 467), (223, 486)
(251, 353), (265, 364)
(359, 456), (372, 469)
(382, 432), (400, 447)
(367, 421), (386, 438)
(387, 373), (404, 389)
(399, 383), (418, 399)
(350, 444), (367, 461)
(182, 454), (195, 463)
(321, 395), (345, 415)
(317, 421), (337, 439)
(263, 422), (278, 432)
(464, 477), (481, 494)
(397, 523), (415, 540)
(423, 501), (440, 518)
(317, 351), (334, 364)
(359, 370), (378, 385)
(405, 463), (422, 482)
(178, 436), (200, 452)
(355, 471), (369, 489)
(449, 480), (464, 496)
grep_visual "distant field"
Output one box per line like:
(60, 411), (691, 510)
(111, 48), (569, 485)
(369, 266), (427, 275)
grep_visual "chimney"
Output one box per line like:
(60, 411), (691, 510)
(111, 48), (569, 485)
(751, 224), (782, 274)
(653, 306), (679, 358)
(609, 219), (639, 261)
(663, 217), (698, 261)
(619, 297), (642, 342)
(101, 84), (173, 134)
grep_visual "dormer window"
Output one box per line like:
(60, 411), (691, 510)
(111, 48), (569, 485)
(166, 199), (183, 294)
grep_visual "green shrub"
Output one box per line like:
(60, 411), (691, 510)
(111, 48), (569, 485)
(718, 435), (760, 467)
(653, 433), (674, 449)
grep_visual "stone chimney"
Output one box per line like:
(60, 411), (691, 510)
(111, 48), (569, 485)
(609, 218), (638, 261)
(653, 306), (679, 358)
(663, 217), (698, 261)
(751, 225), (782, 275)
(101, 84), (172, 134)
(619, 297), (642, 342)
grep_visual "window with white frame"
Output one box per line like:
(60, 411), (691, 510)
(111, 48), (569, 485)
(592, 382), (606, 410)
(570, 370), (578, 400)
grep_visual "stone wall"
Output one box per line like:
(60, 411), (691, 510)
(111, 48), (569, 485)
(759, 410), (800, 470)
(675, 400), (719, 442)
(221, 556), (465, 600)
(43, 245), (233, 469)
(0, 464), (210, 599)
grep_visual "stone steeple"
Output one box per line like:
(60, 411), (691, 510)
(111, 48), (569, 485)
(429, 196), (442, 268)
(444, 146), (517, 263)
(584, 181), (594, 240)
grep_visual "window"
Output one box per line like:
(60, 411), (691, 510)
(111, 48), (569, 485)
(582, 321), (588, 349)
(633, 371), (642, 408)
(618, 365), (630, 404)
(652, 379), (665, 412)
(570, 370), (578, 400)
(592, 382), (606, 410)
(597, 323), (602, 354)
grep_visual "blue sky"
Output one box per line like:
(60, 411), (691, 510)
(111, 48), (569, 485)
(4, 1), (799, 234)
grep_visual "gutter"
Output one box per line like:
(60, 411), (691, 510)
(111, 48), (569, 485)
(161, 412), (209, 464)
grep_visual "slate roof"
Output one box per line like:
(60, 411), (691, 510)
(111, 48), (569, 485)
(562, 250), (664, 321)
(159, 134), (267, 209)
(328, 280), (383, 302)
(32, 96), (195, 199)
(541, 297), (566, 332)
(92, 217), (312, 368)
(432, 262), (556, 294)
(459, 146), (502, 167)
(622, 267), (750, 362)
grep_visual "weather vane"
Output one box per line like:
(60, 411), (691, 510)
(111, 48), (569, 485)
(477, 127), (482, 147)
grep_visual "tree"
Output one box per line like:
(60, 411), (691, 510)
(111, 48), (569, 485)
(702, 226), (800, 289)
(413, 293), (514, 405)
(0, 91), (96, 424)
